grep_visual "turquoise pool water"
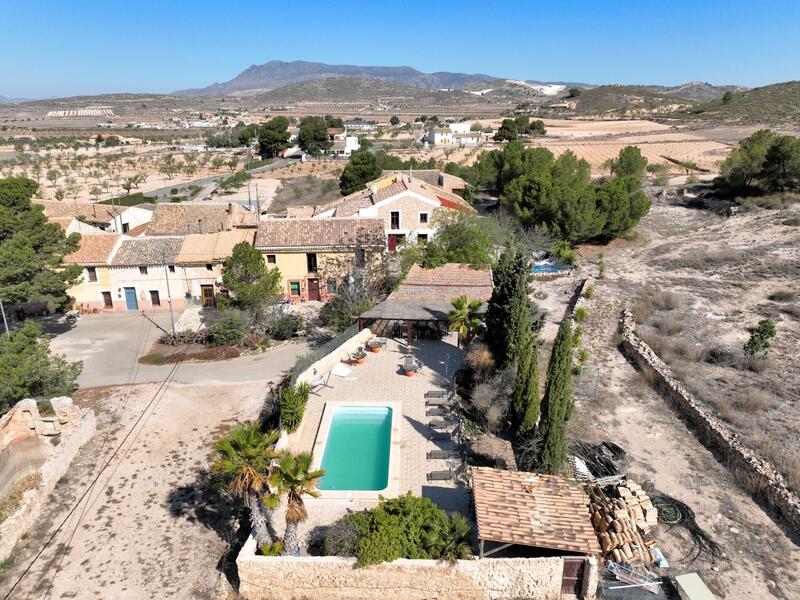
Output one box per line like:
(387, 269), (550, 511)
(319, 406), (392, 491)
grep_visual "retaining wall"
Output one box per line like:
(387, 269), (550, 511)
(0, 406), (96, 562)
(619, 309), (800, 533)
(237, 535), (596, 600)
(294, 328), (374, 386)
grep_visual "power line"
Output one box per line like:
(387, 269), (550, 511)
(2, 332), (194, 600)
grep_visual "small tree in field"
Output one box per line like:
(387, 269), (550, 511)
(743, 319), (777, 358)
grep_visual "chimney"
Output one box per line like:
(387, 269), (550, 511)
(227, 202), (232, 214)
(198, 219), (203, 234)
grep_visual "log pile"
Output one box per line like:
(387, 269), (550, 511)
(588, 481), (659, 565)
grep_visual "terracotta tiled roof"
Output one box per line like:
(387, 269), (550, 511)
(391, 264), (493, 303)
(318, 174), (475, 218)
(63, 234), (121, 266)
(176, 230), (255, 265)
(146, 203), (257, 235)
(471, 467), (601, 555)
(110, 237), (183, 267)
(254, 218), (385, 251)
(35, 200), (128, 223)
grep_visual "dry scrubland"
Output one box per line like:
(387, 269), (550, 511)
(564, 198), (800, 599)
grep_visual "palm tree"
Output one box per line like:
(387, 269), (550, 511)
(270, 451), (325, 556)
(211, 422), (279, 549)
(447, 295), (483, 347)
(425, 513), (473, 564)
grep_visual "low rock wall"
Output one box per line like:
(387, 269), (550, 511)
(237, 536), (596, 600)
(0, 407), (96, 562)
(619, 309), (800, 533)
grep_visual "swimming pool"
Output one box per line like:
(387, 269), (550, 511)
(319, 406), (392, 491)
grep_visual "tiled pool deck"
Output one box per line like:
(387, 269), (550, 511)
(284, 334), (471, 551)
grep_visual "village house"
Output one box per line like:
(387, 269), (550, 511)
(108, 237), (185, 312)
(144, 202), (258, 236)
(254, 217), (384, 302)
(312, 173), (475, 251)
(174, 229), (255, 307)
(381, 169), (467, 196)
(36, 200), (153, 233)
(63, 234), (123, 312)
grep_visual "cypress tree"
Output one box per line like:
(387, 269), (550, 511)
(535, 318), (574, 474)
(485, 246), (531, 368)
(512, 332), (540, 436)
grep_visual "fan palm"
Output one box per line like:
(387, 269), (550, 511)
(448, 295), (483, 347)
(270, 450), (325, 556)
(425, 513), (473, 564)
(211, 422), (280, 548)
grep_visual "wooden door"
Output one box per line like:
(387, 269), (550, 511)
(102, 292), (113, 309)
(307, 278), (320, 301)
(201, 284), (214, 307)
(561, 558), (585, 596)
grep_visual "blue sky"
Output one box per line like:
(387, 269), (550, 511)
(2, 0), (798, 98)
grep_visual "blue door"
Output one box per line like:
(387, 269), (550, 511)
(124, 287), (139, 310)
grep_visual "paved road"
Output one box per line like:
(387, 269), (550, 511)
(45, 312), (309, 387)
(144, 157), (293, 202)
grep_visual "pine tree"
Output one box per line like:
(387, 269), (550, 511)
(512, 332), (540, 435)
(535, 318), (574, 474)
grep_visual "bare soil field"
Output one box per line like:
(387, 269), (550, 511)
(0, 380), (269, 599)
(557, 199), (800, 599)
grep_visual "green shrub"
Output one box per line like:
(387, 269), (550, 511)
(280, 383), (310, 433)
(550, 240), (577, 265)
(598, 252), (606, 279)
(574, 307), (588, 322)
(768, 289), (796, 302)
(584, 284), (595, 299)
(205, 311), (247, 347)
(320, 297), (372, 332)
(323, 493), (472, 566)
(266, 311), (303, 341)
(37, 399), (55, 416)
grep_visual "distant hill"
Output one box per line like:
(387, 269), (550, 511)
(643, 81), (748, 102)
(176, 60), (500, 96)
(544, 85), (696, 116)
(686, 81), (800, 124)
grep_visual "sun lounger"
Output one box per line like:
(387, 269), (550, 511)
(428, 419), (452, 429)
(426, 407), (449, 417)
(424, 390), (448, 399)
(428, 431), (451, 441)
(427, 450), (459, 460)
(426, 470), (454, 482)
(425, 398), (450, 407)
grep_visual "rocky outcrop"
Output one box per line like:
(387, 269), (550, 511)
(619, 309), (800, 533)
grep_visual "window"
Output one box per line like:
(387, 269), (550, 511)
(356, 248), (367, 266)
(86, 267), (97, 282)
(149, 290), (161, 306)
(139, 266), (148, 275)
(306, 253), (318, 273)
(418, 233), (428, 243)
(122, 222), (130, 233)
(289, 281), (301, 297)
(419, 212), (429, 224)
(205, 264), (213, 271)
(390, 211), (400, 230)
(168, 265), (175, 273)
(266, 254), (277, 264)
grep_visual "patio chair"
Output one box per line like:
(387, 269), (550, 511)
(309, 371), (332, 395)
(427, 450), (460, 460)
(403, 356), (418, 373)
(426, 469), (454, 482)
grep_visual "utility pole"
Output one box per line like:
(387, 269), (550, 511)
(0, 298), (9, 336)
(163, 254), (176, 336)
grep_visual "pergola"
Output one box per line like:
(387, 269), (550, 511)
(358, 263), (494, 344)
(471, 467), (601, 558)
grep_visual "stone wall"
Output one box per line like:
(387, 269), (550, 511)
(237, 535), (593, 600)
(0, 405), (96, 562)
(619, 309), (800, 533)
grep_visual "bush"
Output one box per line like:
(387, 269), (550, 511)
(280, 383), (310, 433)
(464, 341), (495, 382)
(573, 307), (588, 322)
(37, 399), (55, 416)
(319, 296), (372, 332)
(467, 368), (514, 432)
(205, 311), (247, 347)
(550, 240), (577, 265)
(768, 289), (796, 302)
(265, 310), (303, 341)
(323, 493), (471, 566)
(583, 284), (594, 299)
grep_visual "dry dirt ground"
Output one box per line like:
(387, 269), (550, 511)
(560, 200), (800, 599)
(0, 380), (270, 600)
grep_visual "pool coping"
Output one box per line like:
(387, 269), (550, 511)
(310, 400), (403, 501)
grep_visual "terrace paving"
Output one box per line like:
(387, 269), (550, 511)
(284, 334), (471, 552)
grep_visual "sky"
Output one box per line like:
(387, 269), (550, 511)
(1, 0), (798, 98)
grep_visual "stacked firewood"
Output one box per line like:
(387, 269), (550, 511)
(588, 481), (660, 565)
